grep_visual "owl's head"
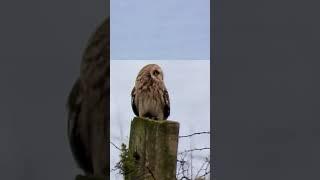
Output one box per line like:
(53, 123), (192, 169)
(138, 64), (164, 82)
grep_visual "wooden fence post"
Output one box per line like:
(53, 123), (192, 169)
(126, 117), (180, 180)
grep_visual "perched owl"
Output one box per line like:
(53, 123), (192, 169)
(131, 64), (170, 120)
(67, 18), (109, 177)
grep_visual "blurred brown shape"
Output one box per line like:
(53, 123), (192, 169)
(67, 17), (109, 178)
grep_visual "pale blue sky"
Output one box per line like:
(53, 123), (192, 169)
(111, 0), (210, 60)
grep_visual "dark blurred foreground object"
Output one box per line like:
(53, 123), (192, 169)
(67, 18), (109, 178)
(75, 175), (105, 180)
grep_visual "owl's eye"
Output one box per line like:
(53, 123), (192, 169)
(153, 70), (159, 76)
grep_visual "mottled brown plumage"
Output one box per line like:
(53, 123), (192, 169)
(67, 18), (109, 177)
(131, 64), (170, 120)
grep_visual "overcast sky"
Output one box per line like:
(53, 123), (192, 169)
(110, 0), (210, 60)
(110, 60), (210, 179)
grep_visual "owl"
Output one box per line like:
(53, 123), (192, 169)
(131, 64), (170, 120)
(67, 18), (109, 177)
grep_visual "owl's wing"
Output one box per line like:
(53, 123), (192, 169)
(163, 89), (170, 120)
(131, 87), (139, 116)
(67, 79), (93, 175)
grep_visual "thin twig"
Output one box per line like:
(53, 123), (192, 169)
(195, 157), (208, 178)
(179, 131), (210, 138)
(178, 147), (210, 155)
(110, 141), (121, 150)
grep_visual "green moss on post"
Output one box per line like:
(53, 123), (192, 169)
(126, 117), (180, 180)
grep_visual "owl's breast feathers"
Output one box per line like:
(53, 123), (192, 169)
(131, 80), (170, 120)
